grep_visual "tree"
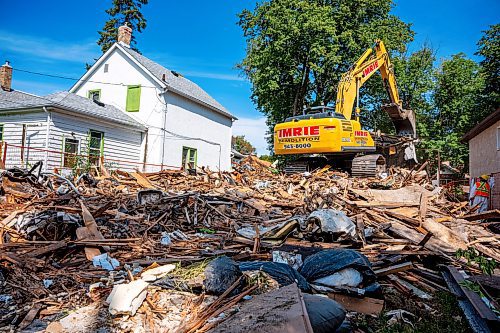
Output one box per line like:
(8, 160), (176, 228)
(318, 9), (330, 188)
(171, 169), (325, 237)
(361, 45), (436, 135)
(425, 53), (486, 168)
(98, 0), (149, 53)
(238, 0), (414, 150)
(232, 135), (256, 155)
(476, 24), (499, 112)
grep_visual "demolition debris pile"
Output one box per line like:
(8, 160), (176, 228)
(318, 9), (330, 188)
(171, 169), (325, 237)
(1, 156), (499, 332)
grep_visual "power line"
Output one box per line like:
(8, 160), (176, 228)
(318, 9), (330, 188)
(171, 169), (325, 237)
(13, 67), (160, 89)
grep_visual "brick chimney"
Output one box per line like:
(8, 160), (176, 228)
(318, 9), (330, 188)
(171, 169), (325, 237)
(0, 61), (12, 91)
(118, 23), (132, 48)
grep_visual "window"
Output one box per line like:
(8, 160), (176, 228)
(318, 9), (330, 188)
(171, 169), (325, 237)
(104, 64), (109, 73)
(0, 124), (3, 141)
(497, 127), (500, 150)
(88, 130), (104, 165)
(63, 138), (79, 168)
(88, 89), (101, 101)
(182, 147), (197, 170)
(126, 85), (141, 112)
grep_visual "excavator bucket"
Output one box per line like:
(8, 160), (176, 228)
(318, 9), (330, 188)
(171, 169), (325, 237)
(381, 103), (417, 138)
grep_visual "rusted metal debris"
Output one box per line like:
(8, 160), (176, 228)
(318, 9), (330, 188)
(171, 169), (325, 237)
(0, 156), (499, 332)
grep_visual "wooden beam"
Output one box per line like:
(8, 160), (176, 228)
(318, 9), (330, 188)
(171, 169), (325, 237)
(328, 293), (384, 315)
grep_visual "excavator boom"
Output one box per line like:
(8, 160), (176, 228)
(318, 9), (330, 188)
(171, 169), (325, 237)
(335, 40), (416, 137)
(273, 39), (418, 174)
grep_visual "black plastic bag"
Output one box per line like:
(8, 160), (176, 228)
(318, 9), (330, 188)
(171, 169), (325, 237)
(302, 293), (346, 333)
(299, 249), (376, 285)
(203, 256), (242, 295)
(239, 261), (311, 293)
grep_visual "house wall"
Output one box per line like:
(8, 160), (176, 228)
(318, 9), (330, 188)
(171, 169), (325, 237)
(468, 119), (500, 178)
(72, 46), (233, 171)
(0, 109), (143, 172)
(48, 112), (143, 172)
(72, 47), (164, 169)
(162, 92), (232, 171)
(0, 111), (48, 168)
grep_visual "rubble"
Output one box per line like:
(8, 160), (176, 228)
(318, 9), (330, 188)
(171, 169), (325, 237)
(0, 156), (499, 332)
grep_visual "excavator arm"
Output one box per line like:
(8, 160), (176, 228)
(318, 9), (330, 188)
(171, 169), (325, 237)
(335, 40), (416, 137)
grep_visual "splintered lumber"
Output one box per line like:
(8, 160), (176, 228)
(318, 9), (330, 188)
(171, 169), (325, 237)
(1, 210), (19, 228)
(462, 209), (500, 221)
(328, 293), (384, 315)
(18, 303), (43, 330)
(130, 172), (155, 188)
(78, 200), (109, 260)
(374, 262), (413, 276)
(443, 266), (499, 323)
(388, 274), (432, 299)
(210, 284), (314, 333)
(76, 227), (101, 260)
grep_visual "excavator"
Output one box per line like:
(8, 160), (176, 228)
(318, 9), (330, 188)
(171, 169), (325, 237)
(273, 39), (417, 176)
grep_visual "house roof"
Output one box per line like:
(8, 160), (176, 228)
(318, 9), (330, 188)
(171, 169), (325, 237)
(462, 108), (500, 142)
(118, 45), (236, 120)
(0, 90), (146, 130)
(0, 89), (51, 108)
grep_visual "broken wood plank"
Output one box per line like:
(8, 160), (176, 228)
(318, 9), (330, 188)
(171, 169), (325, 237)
(388, 274), (432, 299)
(130, 171), (156, 188)
(444, 266), (499, 322)
(462, 209), (500, 221)
(374, 262), (413, 276)
(76, 227), (101, 260)
(328, 293), (384, 315)
(18, 303), (43, 330)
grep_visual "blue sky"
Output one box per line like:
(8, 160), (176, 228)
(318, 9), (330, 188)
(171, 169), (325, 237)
(1, 0), (498, 154)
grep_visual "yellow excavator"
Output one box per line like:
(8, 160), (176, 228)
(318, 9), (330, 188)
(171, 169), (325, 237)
(273, 39), (417, 175)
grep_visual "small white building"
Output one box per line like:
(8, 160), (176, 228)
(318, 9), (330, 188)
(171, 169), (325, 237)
(0, 81), (146, 172)
(69, 25), (236, 171)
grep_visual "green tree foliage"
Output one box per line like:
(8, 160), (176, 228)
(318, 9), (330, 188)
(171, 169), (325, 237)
(362, 45), (436, 135)
(238, 0), (414, 149)
(423, 54), (486, 167)
(259, 154), (276, 162)
(98, 0), (149, 53)
(476, 24), (499, 112)
(232, 135), (257, 155)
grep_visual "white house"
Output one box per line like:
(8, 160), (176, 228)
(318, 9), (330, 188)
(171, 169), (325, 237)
(69, 24), (236, 171)
(0, 63), (146, 172)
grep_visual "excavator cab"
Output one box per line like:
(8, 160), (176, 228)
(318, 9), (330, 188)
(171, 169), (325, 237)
(273, 39), (418, 175)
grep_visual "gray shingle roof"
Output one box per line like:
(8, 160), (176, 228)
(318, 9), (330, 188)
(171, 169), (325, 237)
(0, 90), (145, 130)
(119, 45), (236, 120)
(0, 90), (51, 109)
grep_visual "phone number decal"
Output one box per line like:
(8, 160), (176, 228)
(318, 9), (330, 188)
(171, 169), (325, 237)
(283, 143), (312, 149)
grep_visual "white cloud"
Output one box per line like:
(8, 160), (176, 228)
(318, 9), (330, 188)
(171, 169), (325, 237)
(0, 31), (98, 63)
(232, 116), (270, 155)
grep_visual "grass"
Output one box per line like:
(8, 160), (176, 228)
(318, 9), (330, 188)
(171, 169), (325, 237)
(354, 288), (471, 333)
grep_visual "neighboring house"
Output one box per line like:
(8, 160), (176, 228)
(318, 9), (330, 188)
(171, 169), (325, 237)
(462, 108), (500, 209)
(69, 24), (236, 171)
(0, 63), (146, 172)
(437, 161), (461, 185)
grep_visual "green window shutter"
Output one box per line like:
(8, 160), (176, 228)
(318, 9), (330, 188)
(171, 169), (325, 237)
(126, 85), (141, 112)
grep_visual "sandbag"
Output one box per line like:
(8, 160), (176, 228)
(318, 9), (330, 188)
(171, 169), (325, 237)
(299, 249), (376, 285)
(203, 256), (242, 295)
(302, 293), (346, 333)
(239, 261), (311, 293)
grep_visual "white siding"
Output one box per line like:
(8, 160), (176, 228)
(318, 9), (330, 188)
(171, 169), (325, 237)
(0, 109), (144, 172)
(0, 111), (48, 168)
(162, 92), (232, 171)
(72, 47), (233, 171)
(49, 112), (143, 171)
